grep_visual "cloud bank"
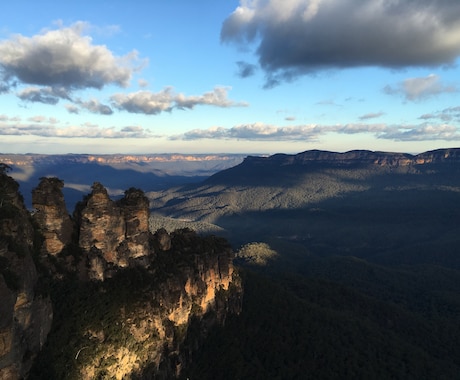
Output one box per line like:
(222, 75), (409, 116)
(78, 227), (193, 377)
(1, 112), (459, 143)
(0, 114), (150, 138)
(222, 0), (460, 85)
(173, 122), (460, 142)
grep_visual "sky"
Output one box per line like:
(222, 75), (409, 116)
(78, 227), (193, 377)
(1, 0), (460, 155)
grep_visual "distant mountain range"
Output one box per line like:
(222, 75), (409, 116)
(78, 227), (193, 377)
(244, 148), (460, 166)
(148, 147), (460, 267)
(0, 153), (247, 210)
(149, 147), (460, 220)
(149, 147), (460, 378)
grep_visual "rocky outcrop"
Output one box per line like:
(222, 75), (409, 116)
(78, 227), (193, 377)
(70, 230), (241, 380)
(22, 177), (242, 378)
(0, 173), (53, 379)
(32, 177), (73, 255)
(154, 227), (172, 251)
(75, 182), (126, 266)
(72, 182), (152, 279)
(117, 187), (151, 260)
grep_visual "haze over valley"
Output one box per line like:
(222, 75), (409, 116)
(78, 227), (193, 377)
(2, 153), (246, 211)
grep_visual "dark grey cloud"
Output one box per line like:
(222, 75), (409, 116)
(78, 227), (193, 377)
(222, 0), (460, 85)
(17, 86), (70, 105)
(236, 61), (257, 78)
(418, 105), (460, 122)
(419, 113), (437, 120)
(384, 74), (458, 101)
(0, 77), (12, 94)
(77, 99), (113, 115)
(111, 87), (247, 115)
(65, 104), (80, 114)
(0, 22), (143, 93)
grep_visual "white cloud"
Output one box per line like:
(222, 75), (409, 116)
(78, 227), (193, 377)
(381, 124), (460, 141)
(111, 88), (175, 115)
(0, 22), (144, 92)
(384, 74), (458, 101)
(138, 79), (149, 88)
(0, 118), (152, 138)
(27, 115), (56, 123)
(111, 86), (247, 114)
(173, 122), (460, 142)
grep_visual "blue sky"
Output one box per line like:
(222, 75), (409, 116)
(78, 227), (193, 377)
(1, 0), (460, 155)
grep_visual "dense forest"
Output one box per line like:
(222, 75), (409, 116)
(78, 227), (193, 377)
(153, 150), (460, 379)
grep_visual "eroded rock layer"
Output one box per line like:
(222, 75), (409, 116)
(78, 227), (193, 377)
(32, 177), (73, 255)
(0, 175), (242, 379)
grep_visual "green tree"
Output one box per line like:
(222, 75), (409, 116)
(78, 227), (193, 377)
(0, 163), (13, 207)
(0, 163), (12, 175)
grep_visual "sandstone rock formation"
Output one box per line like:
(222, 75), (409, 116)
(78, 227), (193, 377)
(2, 176), (242, 379)
(0, 173), (53, 379)
(117, 187), (151, 260)
(154, 227), (172, 251)
(69, 230), (241, 380)
(72, 182), (153, 279)
(32, 177), (73, 255)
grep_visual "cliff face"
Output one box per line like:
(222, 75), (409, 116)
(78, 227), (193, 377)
(22, 177), (242, 379)
(0, 173), (53, 380)
(244, 148), (460, 167)
(69, 230), (241, 380)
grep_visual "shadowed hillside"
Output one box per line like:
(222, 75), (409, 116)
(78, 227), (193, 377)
(148, 149), (460, 259)
(158, 148), (460, 378)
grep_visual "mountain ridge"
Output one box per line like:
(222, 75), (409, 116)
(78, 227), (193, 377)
(243, 147), (460, 167)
